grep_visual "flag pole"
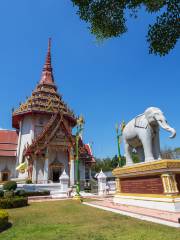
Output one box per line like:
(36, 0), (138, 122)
(116, 121), (125, 167)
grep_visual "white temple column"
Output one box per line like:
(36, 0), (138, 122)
(80, 160), (85, 190)
(70, 148), (75, 186)
(32, 159), (37, 183)
(80, 160), (85, 180)
(16, 121), (22, 178)
(44, 158), (49, 184)
(43, 149), (49, 184)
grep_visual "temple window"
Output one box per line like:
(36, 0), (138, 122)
(1, 167), (10, 182)
(2, 172), (9, 181)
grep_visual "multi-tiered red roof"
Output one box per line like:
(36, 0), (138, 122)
(0, 130), (18, 157)
(12, 39), (76, 129)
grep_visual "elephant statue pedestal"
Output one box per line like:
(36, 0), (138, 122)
(113, 159), (180, 212)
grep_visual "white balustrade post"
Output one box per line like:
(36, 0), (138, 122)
(59, 170), (69, 193)
(97, 170), (107, 196)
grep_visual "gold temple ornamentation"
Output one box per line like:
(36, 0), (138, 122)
(115, 178), (121, 194)
(113, 159), (180, 177)
(161, 173), (179, 195)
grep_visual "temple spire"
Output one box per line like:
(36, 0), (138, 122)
(39, 38), (54, 85)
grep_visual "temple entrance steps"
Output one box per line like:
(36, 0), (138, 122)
(16, 183), (61, 193)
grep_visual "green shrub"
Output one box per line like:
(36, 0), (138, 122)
(3, 181), (17, 191)
(25, 190), (50, 197)
(4, 191), (14, 198)
(0, 196), (28, 209)
(15, 190), (26, 197)
(15, 190), (50, 197)
(25, 179), (32, 184)
(0, 190), (4, 197)
(0, 209), (9, 231)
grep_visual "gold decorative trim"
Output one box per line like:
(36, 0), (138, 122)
(113, 159), (180, 176)
(161, 173), (179, 194)
(115, 178), (121, 194)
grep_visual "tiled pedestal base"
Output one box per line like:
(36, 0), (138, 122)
(113, 159), (180, 212)
(113, 194), (180, 212)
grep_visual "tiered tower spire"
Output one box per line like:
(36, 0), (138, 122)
(12, 39), (76, 129)
(40, 38), (54, 85)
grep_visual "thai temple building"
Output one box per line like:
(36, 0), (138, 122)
(0, 39), (95, 185)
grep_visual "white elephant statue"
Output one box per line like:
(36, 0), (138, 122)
(123, 107), (176, 166)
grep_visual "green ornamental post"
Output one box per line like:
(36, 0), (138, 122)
(74, 116), (84, 199)
(116, 121), (125, 167)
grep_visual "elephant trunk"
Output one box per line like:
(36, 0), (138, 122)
(157, 120), (176, 139)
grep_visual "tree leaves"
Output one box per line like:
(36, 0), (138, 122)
(72, 0), (180, 56)
(147, 0), (180, 56)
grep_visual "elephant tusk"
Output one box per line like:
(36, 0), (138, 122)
(157, 120), (176, 139)
(169, 128), (176, 139)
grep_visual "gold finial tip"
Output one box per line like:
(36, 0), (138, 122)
(77, 115), (85, 126)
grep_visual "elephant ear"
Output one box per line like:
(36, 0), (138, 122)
(135, 114), (148, 129)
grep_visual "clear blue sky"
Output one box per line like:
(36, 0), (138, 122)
(0, 1), (179, 158)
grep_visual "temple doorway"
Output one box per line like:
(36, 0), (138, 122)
(1, 167), (10, 182)
(50, 160), (63, 183)
(52, 168), (62, 182)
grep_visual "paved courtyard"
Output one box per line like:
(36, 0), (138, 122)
(84, 197), (180, 228)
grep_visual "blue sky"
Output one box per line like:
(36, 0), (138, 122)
(0, 1), (179, 158)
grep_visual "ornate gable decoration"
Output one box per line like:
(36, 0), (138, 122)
(23, 110), (75, 157)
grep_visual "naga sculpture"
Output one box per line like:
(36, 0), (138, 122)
(123, 107), (176, 165)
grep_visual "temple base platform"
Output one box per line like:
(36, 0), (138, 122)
(113, 159), (180, 212)
(114, 194), (180, 212)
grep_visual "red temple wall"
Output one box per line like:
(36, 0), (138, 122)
(120, 175), (164, 194)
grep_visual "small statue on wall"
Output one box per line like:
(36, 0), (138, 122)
(123, 107), (176, 165)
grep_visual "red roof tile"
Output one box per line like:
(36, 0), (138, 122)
(0, 150), (17, 157)
(0, 143), (17, 151)
(84, 144), (96, 163)
(85, 144), (92, 156)
(0, 130), (18, 157)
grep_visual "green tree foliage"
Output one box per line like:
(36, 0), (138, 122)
(161, 147), (180, 159)
(92, 157), (113, 172)
(92, 153), (139, 173)
(92, 146), (180, 174)
(72, 0), (180, 56)
(131, 151), (140, 163)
